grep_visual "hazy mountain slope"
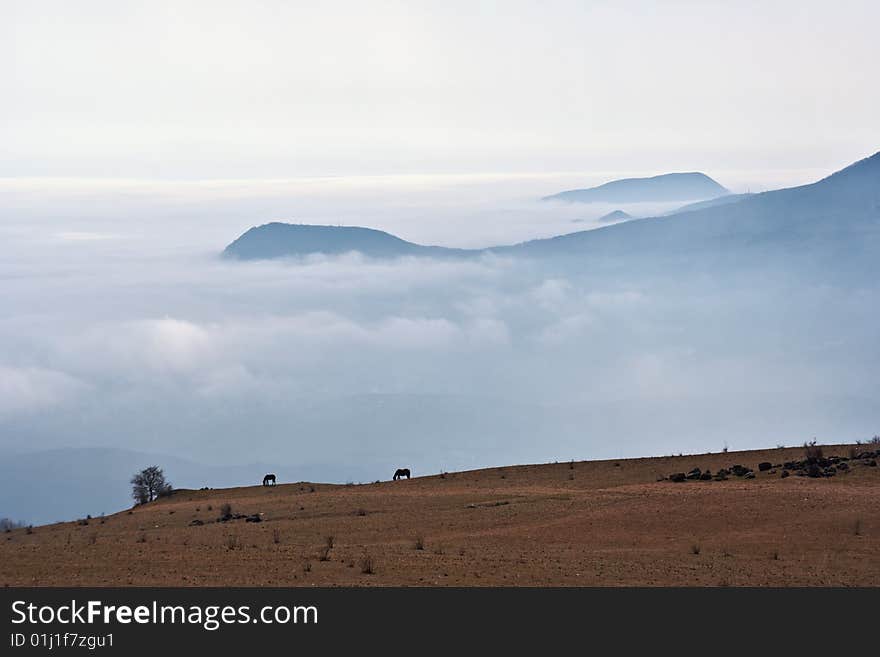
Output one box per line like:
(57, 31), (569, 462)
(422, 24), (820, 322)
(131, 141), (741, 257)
(543, 172), (729, 203)
(666, 193), (753, 215)
(501, 150), (880, 259)
(0, 447), (369, 525)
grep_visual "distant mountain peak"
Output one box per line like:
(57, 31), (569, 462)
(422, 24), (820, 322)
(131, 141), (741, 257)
(543, 171), (729, 203)
(597, 209), (633, 223)
(223, 222), (466, 260)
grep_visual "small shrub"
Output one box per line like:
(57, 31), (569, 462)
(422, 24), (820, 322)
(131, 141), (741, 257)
(207, 505), (212, 511)
(77, 518), (88, 526)
(870, 435), (880, 445)
(691, 544), (701, 555)
(88, 533), (97, 545)
(272, 529), (281, 544)
(414, 535), (425, 550)
(302, 561), (312, 573)
(356, 508), (367, 517)
(568, 473), (575, 480)
(439, 471), (447, 479)
(226, 535), (240, 551)
(771, 551), (779, 560)
(360, 554), (374, 574)
(569, 460), (575, 470)
(854, 519), (862, 536)
(325, 535), (335, 549)
(433, 545), (444, 555)
(136, 533), (147, 543)
(319, 546), (331, 562)
(804, 440), (823, 460)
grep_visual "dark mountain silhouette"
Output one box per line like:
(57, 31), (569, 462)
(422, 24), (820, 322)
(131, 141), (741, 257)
(543, 172), (729, 203)
(223, 151), (880, 263)
(224, 222), (467, 260)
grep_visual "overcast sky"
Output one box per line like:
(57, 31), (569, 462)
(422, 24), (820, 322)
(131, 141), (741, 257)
(3, 0), (879, 179)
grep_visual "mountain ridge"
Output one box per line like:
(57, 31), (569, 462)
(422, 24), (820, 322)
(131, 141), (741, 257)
(543, 171), (729, 203)
(222, 150), (880, 262)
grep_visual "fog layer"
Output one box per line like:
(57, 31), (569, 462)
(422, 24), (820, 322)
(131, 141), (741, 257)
(1, 173), (877, 521)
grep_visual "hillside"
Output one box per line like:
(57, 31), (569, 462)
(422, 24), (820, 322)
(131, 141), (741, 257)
(543, 172), (728, 203)
(2, 444), (878, 586)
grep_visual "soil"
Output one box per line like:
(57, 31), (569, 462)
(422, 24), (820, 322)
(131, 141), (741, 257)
(2, 444), (878, 586)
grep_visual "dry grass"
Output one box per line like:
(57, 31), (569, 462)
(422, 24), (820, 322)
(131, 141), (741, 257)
(2, 443), (878, 587)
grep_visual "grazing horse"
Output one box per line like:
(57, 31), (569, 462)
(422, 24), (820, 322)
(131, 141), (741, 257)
(393, 468), (410, 480)
(262, 473), (276, 486)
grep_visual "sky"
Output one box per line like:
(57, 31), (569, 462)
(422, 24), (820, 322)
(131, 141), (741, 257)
(3, 0), (879, 179)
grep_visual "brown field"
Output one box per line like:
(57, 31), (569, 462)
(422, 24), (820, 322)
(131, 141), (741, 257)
(2, 444), (878, 587)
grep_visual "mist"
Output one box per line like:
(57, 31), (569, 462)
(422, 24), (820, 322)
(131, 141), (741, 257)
(2, 171), (878, 517)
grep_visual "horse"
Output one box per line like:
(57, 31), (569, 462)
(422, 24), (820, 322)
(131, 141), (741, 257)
(392, 468), (411, 480)
(262, 473), (276, 486)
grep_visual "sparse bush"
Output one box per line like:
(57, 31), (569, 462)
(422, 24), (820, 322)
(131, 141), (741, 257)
(854, 519), (862, 536)
(319, 546), (331, 561)
(76, 518), (89, 526)
(207, 505), (212, 511)
(325, 535), (335, 549)
(360, 554), (374, 574)
(771, 550), (779, 560)
(136, 533), (147, 543)
(220, 503), (232, 520)
(804, 440), (823, 461)
(272, 529), (281, 544)
(356, 508), (367, 517)
(226, 535), (240, 551)
(868, 435), (880, 446)
(88, 533), (97, 545)
(433, 545), (444, 555)
(25, 525), (33, 535)
(691, 544), (701, 555)
(414, 535), (425, 550)
(302, 561), (312, 573)
(568, 473), (575, 480)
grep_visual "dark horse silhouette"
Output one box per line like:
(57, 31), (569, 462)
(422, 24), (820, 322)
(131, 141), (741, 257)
(393, 468), (410, 480)
(262, 473), (276, 486)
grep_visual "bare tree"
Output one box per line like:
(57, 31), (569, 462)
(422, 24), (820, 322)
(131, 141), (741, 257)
(131, 466), (172, 504)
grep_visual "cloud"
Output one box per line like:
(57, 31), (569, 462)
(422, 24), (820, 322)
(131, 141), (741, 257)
(0, 176), (878, 475)
(0, 366), (87, 416)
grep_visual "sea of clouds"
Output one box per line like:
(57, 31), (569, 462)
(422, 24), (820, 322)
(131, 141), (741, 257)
(1, 170), (876, 492)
